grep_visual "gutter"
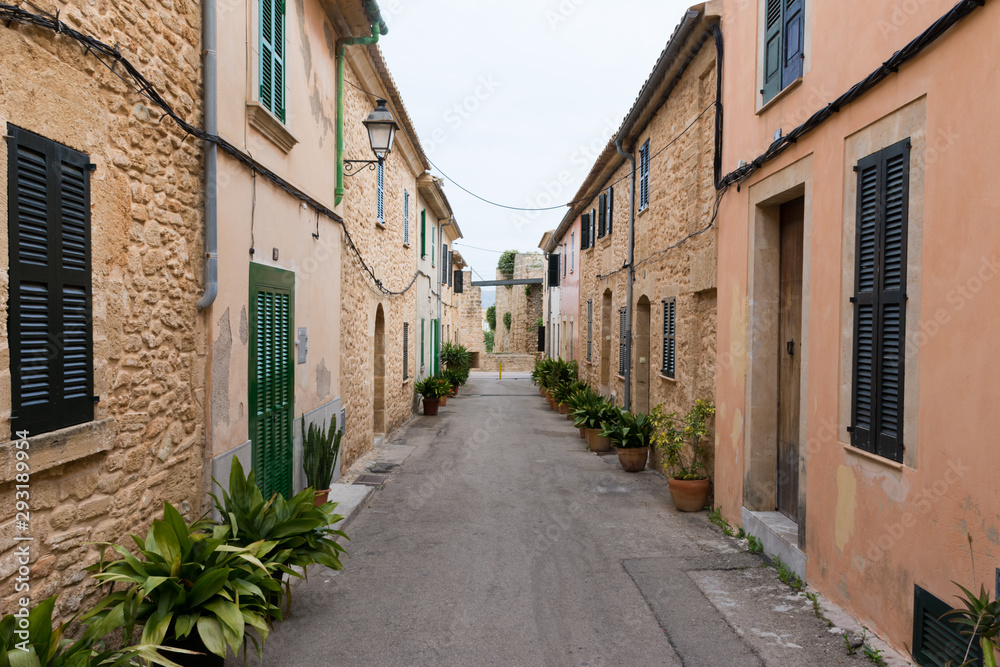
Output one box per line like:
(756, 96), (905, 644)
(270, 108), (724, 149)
(615, 137), (636, 411)
(197, 0), (218, 310)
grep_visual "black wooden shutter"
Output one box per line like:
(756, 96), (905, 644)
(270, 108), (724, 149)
(639, 142), (650, 210)
(537, 325), (545, 352)
(453, 269), (463, 294)
(580, 213), (590, 249)
(783, 0), (804, 86)
(8, 125), (94, 435)
(851, 138), (909, 463)
(607, 186), (614, 235)
(598, 193), (607, 238)
(548, 254), (560, 288)
(441, 244), (448, 283)
(662, 298), (676, 378)
(762, 0), (783, 103)
(448, 250), (454, 287)
(586, 300), (593, 362)
(618, 308), (627, 376)
(591, 208), (597, 247)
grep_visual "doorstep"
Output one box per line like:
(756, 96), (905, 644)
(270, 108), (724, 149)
(742, 508), (806, 581)
(326, 483), (373, 530)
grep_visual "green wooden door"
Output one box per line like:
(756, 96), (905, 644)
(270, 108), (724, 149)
(249, 263), (295, 500)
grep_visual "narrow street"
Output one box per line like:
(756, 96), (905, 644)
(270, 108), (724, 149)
(235, 374), (895, 667)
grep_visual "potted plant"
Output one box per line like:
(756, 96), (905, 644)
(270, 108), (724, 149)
(601, 408), (653, 472)
(84, 503), (282, 666)
(415, 376), (450, 415)
(440, 342), (471, 371)
(651, 399), (715, 512)
(443, 366), (468, 397)
(572, 391), (614, 452)
(943, 581), (1000, 667)
(301, 414), (342, 505)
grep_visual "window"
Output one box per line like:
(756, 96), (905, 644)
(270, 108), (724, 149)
(607, 186), (614, 235)
(8, 126), (94, 435)
(403, 190), (410, 245)
(403, 322), (409, 380)
(662, 298), (676, 378)
(580, 213), (590, 250)
(618, 308), (627, 376)
(598, 193), (607, 238)
(259, 0), (286, 122)
(421, 209), (427, 257)
(547, 254), (560, 288)
(420, 318), (425, 367)
(376, 161), (385, 224)
(587, 300), (593, 362)
(762, 0), (804, 104)
(571, 233), (575, 270)
(590, 208), (597, 247)
(850, 138), (910, 464)
(431, 226), (435, 267)
(442, 244), (448, 283)
(639, 140), (650, 211)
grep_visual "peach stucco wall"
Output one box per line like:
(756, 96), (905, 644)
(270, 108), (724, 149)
(715, 0), (1000, 655)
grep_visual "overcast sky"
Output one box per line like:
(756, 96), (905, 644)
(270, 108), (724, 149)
(379, 0), (699, 305)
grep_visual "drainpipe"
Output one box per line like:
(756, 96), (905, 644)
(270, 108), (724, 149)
(335, 4), (388, 206)
(197, 0), (218, 310)
(615, 137), (636, 411)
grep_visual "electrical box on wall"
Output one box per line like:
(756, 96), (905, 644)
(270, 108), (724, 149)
(296, 328), (308, 364)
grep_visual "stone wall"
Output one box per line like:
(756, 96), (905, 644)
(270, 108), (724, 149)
(493, 253), (543, 354)
(0, 0), (206, 617)
(455, 269), (485, 362)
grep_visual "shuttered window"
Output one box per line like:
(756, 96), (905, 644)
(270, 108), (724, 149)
(547, 254), (560, 288)
(586, 300), (593, 362)
(580, 213), (590, 250)
(598, 193), (607, 238)
(618, 308), (627, 376)
(850, 138), (909, 464)
(662, 298), (676, 378)
(639, 141), (650, 211)
(420, 318), (425, 367)
(562, 244), (567, 277)
(442, 244), (448, 283)
(607, 186), (614, 235)
(431, 226), (435, 267)
(259, 0), (286, 122)
(447, 249), (454, 287)
(762, 0), (804, 104)
(376, 161), (385, 224)
(571, 233), (575, 270)
(591, 208), (597, 247)
(454, 269), (464, 293)
(421, 209), (427, 257)
(403, 190), (410, 245)
(403, 322), (409, 380)
(8, 126), (94, 435)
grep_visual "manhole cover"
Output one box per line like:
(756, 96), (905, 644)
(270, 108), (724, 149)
(353, 474), (387, 487)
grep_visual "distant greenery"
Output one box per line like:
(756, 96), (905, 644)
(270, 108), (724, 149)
(503, 311), (512, 330)
(498, 250), (517, 277)
(535, 317), (544, 328)
(484, 330), (494, 353)
(525, 285), (533, 297)
(486, 305), (496, 331)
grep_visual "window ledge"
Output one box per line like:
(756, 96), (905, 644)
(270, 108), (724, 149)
(376, 221), (386, 229)
(247, 101), (298, 153)
(843, 443), (906, 472)
(2, 419), (116, 476)
(756, 77), (804, 116)
(615, 374), (625, 380)
(658, 374), (677, 383)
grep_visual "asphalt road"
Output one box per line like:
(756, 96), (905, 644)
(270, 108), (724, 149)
(234, 374), (884, 667)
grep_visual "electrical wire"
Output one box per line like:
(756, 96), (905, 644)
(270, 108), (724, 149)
(453, 242), (506, 254)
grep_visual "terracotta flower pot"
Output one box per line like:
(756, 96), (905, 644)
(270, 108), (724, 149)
(559, 403), (570, 415)
(423, 398), (440, 415)
(667, 478), (711, 512)
(579, 427), (587, 439)
(450, 386), (459, 397)
(439, 395), (447, 406)
(548, 397), (557, 410)
(314, 489), (330, 507)
(539, 386), (546, 397)
(616, 446), (649, 472)
(586, 428), (612, 453)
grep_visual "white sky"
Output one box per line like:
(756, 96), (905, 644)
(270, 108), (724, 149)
(379, 0), (699, 305)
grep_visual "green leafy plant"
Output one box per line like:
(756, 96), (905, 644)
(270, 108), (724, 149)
(0, 595), (180, 667)
(570, 389), (613, 430)
(747, 535), (763, 554)
(486, 305), (496, 331)
(301, 414), (342, 492)
(600, 409), (653, 449)
(84, 503), (282, 662)
(497, 250), (517, 277)
(863, 642), (886, 666)
(484, 330), (494, 352)
(443, 366), (469, 390)
(769, 554), (805, 592)
(650, 399), (715, 480)
(535, 316), (543, 328)
(942, 582), (1000, 667)
(525, 285), (533, 298)
(440, 342), (471, 371)
(708, 506), (735, 536)
(414, 375), (452, 400)
(503, 311), (512, 330)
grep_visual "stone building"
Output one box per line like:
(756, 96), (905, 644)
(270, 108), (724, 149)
(455, 269), (486, 366)
(550, 6), (719, 445)
(493, 253), (543, 355)
(0, 0), (206, 612)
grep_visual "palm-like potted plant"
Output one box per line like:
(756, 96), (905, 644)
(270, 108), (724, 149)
(943, 582), (1000, 667)
(572, 392), (614, 452)
(415, 376), (451, 415)
(301, 414), (342, 505)
(651, 399), (715, 511)
(601, 408), (654, 472)
(443, 366), (468, 397)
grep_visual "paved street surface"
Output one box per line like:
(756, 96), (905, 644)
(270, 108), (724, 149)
(232, 374), (907, 666)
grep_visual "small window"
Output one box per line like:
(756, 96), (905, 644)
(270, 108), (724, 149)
(8, 125), (94, 435)
(639, 141), (650, 211)
(259, 0), (286, 122)
(403, 190), (410, 245)
(376, 161), (385, 224)
(586, 300), (593, 362)
(662, 298), (676, 378)
(403, 322), (409, 380)
(761, 0), (804, 104)
(618, 307), (627, 376)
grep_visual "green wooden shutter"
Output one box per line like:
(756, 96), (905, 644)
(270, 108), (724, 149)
(662, 298), (676, 378)
(851, 139), (909, 463)
(421, 210), (426, 257)
(259, 0), (285, 121)
(607, 186), (614, 235)
(8, 125), (94, 435)
(404, 190), (410, 244)
(913, 585), (984, 666)
(618, 308), (627, 376)
(580, 213), (590, 249)
(639, 142), (650, 210)
(591, 208), (597, 247)
(249, 264), (295, 500)
(376, 162), (385, 223)
(586, 300), (593, 362)
(598, 193), (607, 238)
(431, 319), (439, 374)
(431, 226), (435, 267)
(783, 0), (804, 85)
(762, 0), (783, 103)
(420, 318), (425, 367)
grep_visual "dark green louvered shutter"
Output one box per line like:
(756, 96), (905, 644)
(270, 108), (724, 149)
(762, 0), (783, 103)
(259, 0), (285, 121)
(851, 139), (909, 463)
(8, 126), (94, 435)
(454, 269), (463, 294)
(547, 254), (560, 288)
(580, 213), (590, 249)
(912, 585), (984, 666)
(618, 308), (627, 376)
(586, 300), (593, 362)
(442, 244), (448, 283)
(403, 322), (409, 380)
(448, 250), (454, 287)
(598, 193), (607, 238)
(662, 298), (676, 378)
(376, 162), (385, 223)
(249, 264), (295, 500)
(639, 142), (650, 211)
(591, 208), (597, 247)
(420, 318), (425, 366)
(607, 186), (614, 235)
(783, 0), (804, 85)
(421, 210), (427, 257)
(403, 190), (410, 244)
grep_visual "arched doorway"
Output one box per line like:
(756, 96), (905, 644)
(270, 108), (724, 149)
(373, 305), (385, 435)
(600, 289), (612, 394)
(636, 296), (651, 414)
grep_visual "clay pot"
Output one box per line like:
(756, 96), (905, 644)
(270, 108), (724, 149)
(548, 397), (557, 411)
(586, 428), (612, 453)
(667, 478), (711, 512)
(616, 446), (649, 473)
(439, 395), (447, 406)
(539, 386), (546, 397)
(559, 404), (570, 415)
(314, 489), (330, 507)
(423, 398), (440, 415)
(579, 427), (587, 439)
(450, 385), (459, 397)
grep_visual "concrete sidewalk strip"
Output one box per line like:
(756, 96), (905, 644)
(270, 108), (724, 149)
(324, 483), (373, 530)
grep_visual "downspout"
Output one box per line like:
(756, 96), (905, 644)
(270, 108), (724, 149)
(615, 137), (636, 411)
(335, 6), (388, 206)
(197, 0), (218, 310)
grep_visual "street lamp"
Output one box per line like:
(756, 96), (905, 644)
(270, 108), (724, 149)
(345, 99), (399, 173)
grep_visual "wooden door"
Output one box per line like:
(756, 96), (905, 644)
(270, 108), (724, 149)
(777, 198), (803, 520)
